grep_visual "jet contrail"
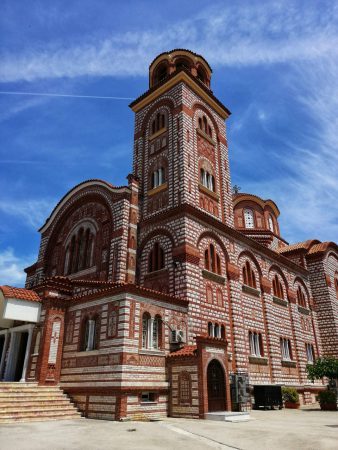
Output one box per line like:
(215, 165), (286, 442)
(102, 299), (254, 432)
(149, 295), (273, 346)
(0, 91), (134, 100)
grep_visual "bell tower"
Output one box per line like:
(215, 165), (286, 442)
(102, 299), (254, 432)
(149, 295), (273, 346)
(130, 49), (233, 225)
(129, 50), (233, 299)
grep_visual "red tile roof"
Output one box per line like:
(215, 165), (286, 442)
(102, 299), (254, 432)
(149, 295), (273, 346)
(0, 286), (41, 303)
(167, 345), (197, 358)
(276, 240), (320, 254)
(308, 242), (338, 256)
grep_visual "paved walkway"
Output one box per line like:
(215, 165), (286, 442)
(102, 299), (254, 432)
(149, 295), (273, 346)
(0, 407), (337, 449)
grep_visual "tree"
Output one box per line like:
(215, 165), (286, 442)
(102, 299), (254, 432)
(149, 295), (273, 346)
(306, 357), (338, 382)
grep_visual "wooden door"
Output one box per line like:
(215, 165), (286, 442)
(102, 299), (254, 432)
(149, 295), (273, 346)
(207, 359), (226, 412)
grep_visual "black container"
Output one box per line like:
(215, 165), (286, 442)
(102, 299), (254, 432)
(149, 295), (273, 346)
(253, 385), (283, 410)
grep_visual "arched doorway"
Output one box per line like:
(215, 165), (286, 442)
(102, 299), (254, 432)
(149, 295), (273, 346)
(207, 359), (226, 412)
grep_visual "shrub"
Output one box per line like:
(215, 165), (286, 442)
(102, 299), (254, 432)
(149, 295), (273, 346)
(318, 390), (337, 405)
(282, 387), (299, 403)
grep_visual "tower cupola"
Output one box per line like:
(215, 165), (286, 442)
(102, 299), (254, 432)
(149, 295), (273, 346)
(149, 49), (212, 89)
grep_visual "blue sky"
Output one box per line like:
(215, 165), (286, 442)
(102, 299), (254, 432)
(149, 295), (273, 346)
(1, 0), (338, 286)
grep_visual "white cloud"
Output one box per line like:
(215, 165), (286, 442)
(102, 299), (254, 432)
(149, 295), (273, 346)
(0, 248), (33, 286)
(0, 199), (53, 229)
(0, 2), (338, 82)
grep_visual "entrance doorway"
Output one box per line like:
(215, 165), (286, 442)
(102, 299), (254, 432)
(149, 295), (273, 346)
(14, 332), (28, 381)
(207, 359), (226, 412)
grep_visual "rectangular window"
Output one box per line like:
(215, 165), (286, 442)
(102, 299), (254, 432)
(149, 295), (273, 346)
(280, 338), (292, 361)
(141, 392), (156, 403)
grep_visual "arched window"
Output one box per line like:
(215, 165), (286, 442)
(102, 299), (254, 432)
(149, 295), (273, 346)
(244, 209), (255, 228)
(175, 58), (190, 71)
(148, 242), (165, 272)
(216, 289), (223, 306)
(242, 261), (257, 289)
(150, 112), (166, 136)
(280, 337), (292, 361)
(249, 331), (264, 357)
(305, 343), (315, 363)
(204, 244), (221, 275)
(208, 322), (213, 337)
(268, 215), (274, 232)
(142, 313), (151, 349)
(152, 315), (162, 349)
(142, 313), (162, 349)
(151, 167), (166, 189)
(197, 67), (207, 84)
(64, 226), (94, 275)
(297, 286), (306, 308)
(273, 275), (284, 299)
(179, 371), (192, 405)
(206, 285), (213, 303)
(198, 114), (213, 138)
(82, 317), (97, 351)
(154, 63), (168, 85)
(335, 274), (338, 299)
(220, 325), (225, 339)
(200, 168), (215, 192)
(208, 322), (225, 338)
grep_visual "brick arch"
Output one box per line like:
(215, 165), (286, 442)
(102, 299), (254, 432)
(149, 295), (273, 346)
(139, 98), (176, 136)
(293, 276), (310, 300)
(192, 103), (220, 137)
(196, 231), (229, 262)
(237, 250), (263, 279)
(44, 192), (113, 276)
(268, 264), (289, 291)
(326, 251), (338, 265)
(138, 228), (176, 256)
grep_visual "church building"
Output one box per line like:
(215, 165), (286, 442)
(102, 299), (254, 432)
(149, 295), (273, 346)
(1, 49), (337, 421)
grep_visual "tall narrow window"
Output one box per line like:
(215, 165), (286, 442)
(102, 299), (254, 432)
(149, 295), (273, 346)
(268, 215), (274, 232)
(297, 287), (306, 308)
(305, 343), (315, 363)
(83, 318), (96, 351)
(148, 243), (165, 272)
(204, 244), (221, 275)
(280, 338), (292, 361)
(151, 112), (166, 135)
(335, 275), (338, 299)
(244, 209), (255, 228)
(273, 276), (284, 299)
(142, 313), (150, 349)
(242, 261), (257, 289)
(200, 168), (215, 192)
(249, 331), (264, 357)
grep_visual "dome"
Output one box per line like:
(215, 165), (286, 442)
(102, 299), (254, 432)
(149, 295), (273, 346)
(149, 49), (212, 89)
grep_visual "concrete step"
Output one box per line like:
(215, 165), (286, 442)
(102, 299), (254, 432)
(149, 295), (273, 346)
(0, 383), (80, 423)
(0, 399), (71, 407)
(205, 411), (251, 422)
(0, 403), (77, 413)
(0, 415), (83, 424)
(0, 391), (67, 401)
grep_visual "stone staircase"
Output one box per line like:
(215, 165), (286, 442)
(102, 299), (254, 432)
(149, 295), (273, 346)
(0, 382), (82, 423)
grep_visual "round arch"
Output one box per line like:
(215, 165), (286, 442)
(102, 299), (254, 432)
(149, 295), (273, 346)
(192, 103), (220, 137)
(138, 228), (177, 257)
(237, 250), (263, 280)
(268, 264), (289, 290)
(207, 359), (226, 412)
(293, 276), (311, 300)
(139, 98), (176, 136)
(196, 231), (229, 262)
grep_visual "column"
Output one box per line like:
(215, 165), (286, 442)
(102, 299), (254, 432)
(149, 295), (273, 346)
(0, 331), (9, 380)
(4, 331), (16, 381)
(20, 326), (34, 382)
